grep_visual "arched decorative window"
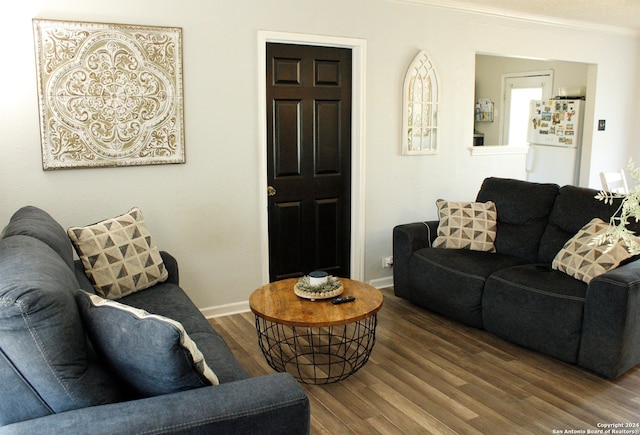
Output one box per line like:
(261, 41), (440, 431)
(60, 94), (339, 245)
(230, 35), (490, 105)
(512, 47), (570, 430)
(402, 50), (439, 155)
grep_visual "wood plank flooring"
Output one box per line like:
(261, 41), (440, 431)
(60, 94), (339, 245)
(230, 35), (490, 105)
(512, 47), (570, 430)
(209, 287), (640, 434)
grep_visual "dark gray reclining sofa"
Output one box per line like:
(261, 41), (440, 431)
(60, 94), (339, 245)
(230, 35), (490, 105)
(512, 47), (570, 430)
(393, 177), (640, 379)
(0, 206), (310, 434)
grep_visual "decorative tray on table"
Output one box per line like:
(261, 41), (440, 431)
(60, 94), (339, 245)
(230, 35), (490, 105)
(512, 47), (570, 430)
(294, 275), (343, 301)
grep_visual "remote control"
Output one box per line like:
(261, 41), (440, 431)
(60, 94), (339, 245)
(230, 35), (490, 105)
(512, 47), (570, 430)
(332, 296), (356, 305)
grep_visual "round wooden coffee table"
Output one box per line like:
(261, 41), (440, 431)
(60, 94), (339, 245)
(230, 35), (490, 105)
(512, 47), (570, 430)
(249, 278), (383, 384)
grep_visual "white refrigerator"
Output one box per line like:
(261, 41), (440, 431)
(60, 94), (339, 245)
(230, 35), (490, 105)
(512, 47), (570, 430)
(526, 99), (584, 186)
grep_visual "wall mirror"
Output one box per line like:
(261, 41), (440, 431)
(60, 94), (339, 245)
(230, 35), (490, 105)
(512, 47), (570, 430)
(474, 54), (592, 147)
(402, 50), (439, 155)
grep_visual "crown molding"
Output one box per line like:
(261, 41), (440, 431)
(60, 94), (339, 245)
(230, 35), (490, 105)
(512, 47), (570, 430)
(394, 0), (640, 37)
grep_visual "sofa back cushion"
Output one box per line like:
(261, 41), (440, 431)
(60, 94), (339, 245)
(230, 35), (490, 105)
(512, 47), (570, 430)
(476, 177), (559, 262)
(1, 206), (76, 270)
(0, 348), (53, 426)
(538, 185), (631, 264)
(0, 236), (124, 424)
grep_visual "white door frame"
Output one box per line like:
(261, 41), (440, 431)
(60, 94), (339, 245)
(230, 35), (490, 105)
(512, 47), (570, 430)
(257, 31), (367, 284)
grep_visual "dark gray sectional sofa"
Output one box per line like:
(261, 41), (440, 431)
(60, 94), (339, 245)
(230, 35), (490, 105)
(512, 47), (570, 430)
(393, 177), (640, 379)
(0, 206), (310, 434)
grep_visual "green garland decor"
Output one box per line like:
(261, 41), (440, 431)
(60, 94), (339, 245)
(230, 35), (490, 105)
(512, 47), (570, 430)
(594, 158), (640, 255)
(296, 275), (342, 294)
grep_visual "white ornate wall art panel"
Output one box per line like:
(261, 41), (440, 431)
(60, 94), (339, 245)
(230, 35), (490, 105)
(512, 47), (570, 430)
(33, 19), (185, 170)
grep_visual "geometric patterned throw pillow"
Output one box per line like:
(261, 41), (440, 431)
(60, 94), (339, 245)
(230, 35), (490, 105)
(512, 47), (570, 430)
(433, 199), (497, 252)
(68, 208), (168, 299)
(552, 218), (635, 284)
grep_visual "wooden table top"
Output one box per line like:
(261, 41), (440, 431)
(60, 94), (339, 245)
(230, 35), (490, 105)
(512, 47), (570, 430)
(249, 278), (384, 327)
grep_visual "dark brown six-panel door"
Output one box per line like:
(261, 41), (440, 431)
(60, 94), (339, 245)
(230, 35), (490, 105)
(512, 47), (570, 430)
(266, 43), (352, 282)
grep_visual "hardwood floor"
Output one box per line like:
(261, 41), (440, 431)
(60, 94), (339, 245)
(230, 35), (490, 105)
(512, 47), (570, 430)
(209, 287), (640, 434)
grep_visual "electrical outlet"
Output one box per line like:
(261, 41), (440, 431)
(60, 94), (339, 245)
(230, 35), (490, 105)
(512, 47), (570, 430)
(382, 256), (393, 268)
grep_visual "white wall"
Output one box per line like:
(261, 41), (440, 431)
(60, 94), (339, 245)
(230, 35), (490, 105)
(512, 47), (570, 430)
(1, 0), (639, 311)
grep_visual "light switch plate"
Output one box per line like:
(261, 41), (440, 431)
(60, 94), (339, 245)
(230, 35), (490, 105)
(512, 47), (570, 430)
(598, 119), (606, 131)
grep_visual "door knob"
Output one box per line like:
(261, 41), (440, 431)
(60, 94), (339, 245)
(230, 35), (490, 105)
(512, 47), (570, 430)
(267, 185), (276, 197)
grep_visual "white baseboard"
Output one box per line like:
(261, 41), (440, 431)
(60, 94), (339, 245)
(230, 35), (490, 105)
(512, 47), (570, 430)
(369, 276), (394, 289)
(201, 301), (250, 319)
(201, 276), (394, 319)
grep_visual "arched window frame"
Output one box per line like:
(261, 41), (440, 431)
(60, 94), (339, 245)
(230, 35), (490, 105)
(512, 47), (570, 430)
(402, 50), (440, 155)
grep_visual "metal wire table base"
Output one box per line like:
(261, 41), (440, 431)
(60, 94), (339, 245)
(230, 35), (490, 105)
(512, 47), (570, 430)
(254, 314), (378, 384)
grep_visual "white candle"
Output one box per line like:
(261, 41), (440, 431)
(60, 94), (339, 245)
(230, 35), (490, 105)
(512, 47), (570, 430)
(308, 270), (328, 286)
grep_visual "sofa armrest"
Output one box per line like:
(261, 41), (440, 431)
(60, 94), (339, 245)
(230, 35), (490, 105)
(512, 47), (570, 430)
(578, 259), (640, 378)
(160, 251), (179, 285)
(392, 221), (438, 298)
(0, 373), (309, 435)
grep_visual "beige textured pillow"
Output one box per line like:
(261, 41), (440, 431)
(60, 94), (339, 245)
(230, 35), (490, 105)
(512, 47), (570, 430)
(433, 199), (497, 252)
(552, 218), (635, 284)
(68, 208), (168, 299)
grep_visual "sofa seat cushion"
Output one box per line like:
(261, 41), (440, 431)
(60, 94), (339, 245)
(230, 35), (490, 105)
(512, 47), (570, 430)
(75, 291), (219, 398)
(476, 178), (559, 262)
(0, 236), (124, 421)
(483, 264), (587, 363)
(408, 248), (526, 328)
(118, 283), (250, 383)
